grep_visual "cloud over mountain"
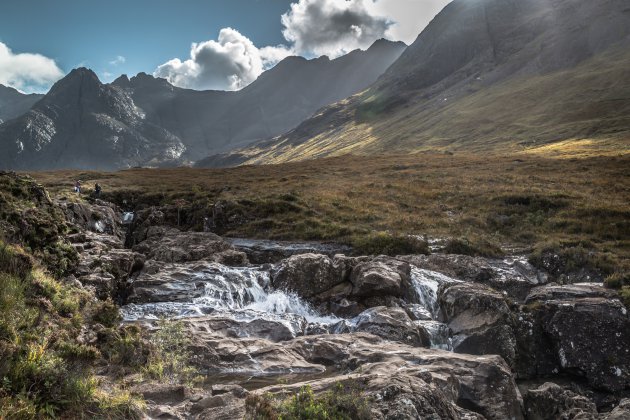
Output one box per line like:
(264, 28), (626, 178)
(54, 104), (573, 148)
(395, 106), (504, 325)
(154, 28), (290, 91)
(281, 0), (392, 57)
(0, 42), (64, 93)
(154, 0), (450, 91)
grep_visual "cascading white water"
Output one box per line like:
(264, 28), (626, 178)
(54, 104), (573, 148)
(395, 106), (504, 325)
(121, 263), (339, 328)
(409, 267), (459, 319)
(122, 261), (462, 351)
(409, 268), (459, 349)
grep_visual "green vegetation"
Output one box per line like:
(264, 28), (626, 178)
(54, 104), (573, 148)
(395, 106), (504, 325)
(142, 320), (199, 386)
(604, 272), (630, 289)
(0, 239), (144, 419)
(245, 382), (371, 420)
(0, 173), (219, 418)
(0, 174), (78, 277)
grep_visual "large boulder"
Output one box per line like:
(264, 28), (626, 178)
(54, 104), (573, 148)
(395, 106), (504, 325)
(132, 226), (248, 265)
(335, 306), (431, 347)
(57, 199), (124, 239)
(440, 282), (518, 367)
(517, 284), (630, 391)
(349, 257), (411, 298)
(271, 253), (345, 298)
(72, 230), (144, 300)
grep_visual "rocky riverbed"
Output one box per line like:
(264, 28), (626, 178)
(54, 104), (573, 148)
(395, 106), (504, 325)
(58, 199), (630, 419)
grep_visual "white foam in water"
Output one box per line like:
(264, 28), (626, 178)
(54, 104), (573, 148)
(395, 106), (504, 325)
(244, 291), (339, 324)
(121, 264), (339, 326)
(409, 267), (459, 319)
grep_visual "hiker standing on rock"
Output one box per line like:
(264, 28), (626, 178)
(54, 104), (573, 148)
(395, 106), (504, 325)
(74, 180), (82, 194)
(94, 183), (102, 198)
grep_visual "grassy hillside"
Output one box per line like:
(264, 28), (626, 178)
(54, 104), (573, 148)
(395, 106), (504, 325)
(220, 46), (630, 165)
(31, 152), (629, 274)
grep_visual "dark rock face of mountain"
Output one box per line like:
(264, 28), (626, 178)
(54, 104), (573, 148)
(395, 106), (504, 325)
(376, 0), (630, 98)
(119, 39), (406, 158)
(0, 69), (185, 170)
(203, 0), (630, 166)
(0, 40), (406, 170)
(0, 85), (43, 125)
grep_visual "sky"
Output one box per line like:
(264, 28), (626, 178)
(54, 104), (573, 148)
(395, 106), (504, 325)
(0, 0), (451, 93)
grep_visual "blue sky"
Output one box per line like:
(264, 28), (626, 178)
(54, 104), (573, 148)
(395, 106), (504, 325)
(0, 0), (450, 92)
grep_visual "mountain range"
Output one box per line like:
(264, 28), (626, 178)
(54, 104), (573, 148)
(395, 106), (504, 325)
(199, 0), (630, 166)
(0, 39), (405, 170)
(1, 0), (629, 171)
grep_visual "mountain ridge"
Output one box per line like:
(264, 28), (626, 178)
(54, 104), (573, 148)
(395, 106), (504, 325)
(0, 84), (43, 125)
(199, 0), (630, 167)
(0, 39), (406, 170)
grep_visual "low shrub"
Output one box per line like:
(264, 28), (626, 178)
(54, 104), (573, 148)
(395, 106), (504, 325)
(604, 272), (630, 289)
(529, 241), (618, 280)
(143, 320), (198, 385)
(245, 382), (371, 420)
(352, 232), (429, 256)
(91, 299), (123, 328)
(442, 238), (504, 258)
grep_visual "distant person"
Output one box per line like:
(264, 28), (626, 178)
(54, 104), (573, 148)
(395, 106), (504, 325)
(74, 180), (82, 194)
(94, 183), (102, 198)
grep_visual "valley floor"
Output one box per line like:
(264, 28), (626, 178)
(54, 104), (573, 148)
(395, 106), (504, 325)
(32, 152), (630, 273)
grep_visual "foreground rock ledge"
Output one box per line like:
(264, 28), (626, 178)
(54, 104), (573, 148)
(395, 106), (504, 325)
(174, 330), (524, 419)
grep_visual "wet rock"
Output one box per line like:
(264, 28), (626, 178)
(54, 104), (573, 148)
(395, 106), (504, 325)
(127, 261), (267, 305)
(404, 304), (434, 321)
(271, 253), (344, 298)
(185, 315), (305, 342)
(440, 282), (518, 366)
(228, 238), (352, 264)
(349, 257), (411, 298)
(525, 283), (617, 303)
(336, 307), (431, 347)
(402, 253), (547, 301)
(283, 334), (524, 420)
(132, 226), (248, 265)
(523, 382), (597, 420)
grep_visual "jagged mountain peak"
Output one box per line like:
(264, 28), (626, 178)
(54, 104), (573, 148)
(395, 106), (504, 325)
(111, 74), (131, 88)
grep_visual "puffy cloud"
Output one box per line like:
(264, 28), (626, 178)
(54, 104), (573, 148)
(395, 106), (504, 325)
(281, 0), (392, 58)
(154, 0), (451, 91)
(0, 42), (64, 93)
(109, 55), (126, 66)
(154, 28), (282, 91)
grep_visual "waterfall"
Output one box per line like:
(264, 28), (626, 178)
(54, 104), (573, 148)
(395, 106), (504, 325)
(409, 267), (459, 319)
(121, 264), (338, 326)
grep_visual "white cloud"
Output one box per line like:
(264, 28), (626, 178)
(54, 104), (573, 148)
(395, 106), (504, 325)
(154, 28), (286, 91)
(281, 0), (452, 56)
(0, 42), (64, 93)
(281, 0), (392, 58)
(154, 0), (451, 91)
(109, 55), (126, 66)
